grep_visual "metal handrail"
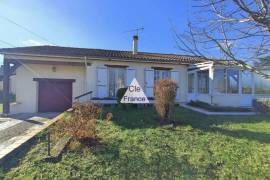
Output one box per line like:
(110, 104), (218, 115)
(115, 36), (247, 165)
(74, 91), (93, 100)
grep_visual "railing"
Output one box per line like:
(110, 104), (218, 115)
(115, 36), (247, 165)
(74, 91), (93, 102)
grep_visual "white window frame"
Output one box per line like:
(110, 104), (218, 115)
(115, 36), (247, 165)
(213, 68), (241, 95)
(254, 73), (270, 95)
(188, 73), (195, 93)
(226, 69), (240, 94)
(154, 69), (171, 82)
(197, 70), (209, 94)
(241, 70), (253, 94)
(108, 67), (127, 98)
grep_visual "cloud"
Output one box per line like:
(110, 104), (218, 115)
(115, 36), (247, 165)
(22, 39), (46, 46)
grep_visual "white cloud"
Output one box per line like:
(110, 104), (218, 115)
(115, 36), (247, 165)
(22, 39), (46, 46)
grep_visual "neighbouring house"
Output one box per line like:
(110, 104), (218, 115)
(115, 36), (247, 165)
(0, 36), (269, 114)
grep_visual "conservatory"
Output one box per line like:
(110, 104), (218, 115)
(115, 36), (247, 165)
(187, 61), (270, 107)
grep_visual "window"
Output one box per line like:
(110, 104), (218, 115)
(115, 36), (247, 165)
(242, 71), (252, 94)
(214, 69), (226, 93)
(197, 70), (209, 93)
(255, 74), (270, 94)
(154, 69), (170, 82)
(188, 73), (195, 93)
(213, 68), (240, 94)
(108, 67), (126, 97)
(227, 69), (239, 94)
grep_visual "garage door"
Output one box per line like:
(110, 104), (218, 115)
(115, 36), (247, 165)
(37, 79), (73, 112)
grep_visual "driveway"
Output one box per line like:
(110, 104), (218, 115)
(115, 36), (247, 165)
(0, 113), (59, 160)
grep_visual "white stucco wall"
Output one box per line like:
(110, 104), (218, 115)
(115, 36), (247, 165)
(11, 64), (86, 114)
(188, 93), (251, 107)
(212, 94), (252, 107)
(191, 93), (270, 107)
(88, 60), (188, 103)
(8, 54), (189, 114)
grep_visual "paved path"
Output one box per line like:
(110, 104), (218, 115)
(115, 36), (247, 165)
(181, 103), (257, 116)
(0, 113), (60, 162)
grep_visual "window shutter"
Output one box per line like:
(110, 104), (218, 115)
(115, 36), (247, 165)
(144, 68), (154, 97)
(96, 66), (108, 98)
(171, 70), (180, 100)
(126, 67), (136, 85)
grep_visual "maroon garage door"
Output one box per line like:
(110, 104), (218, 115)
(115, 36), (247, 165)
(37, 79), (73, 112)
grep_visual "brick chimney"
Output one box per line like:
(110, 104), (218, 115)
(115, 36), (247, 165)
(132, 35), (138, 55)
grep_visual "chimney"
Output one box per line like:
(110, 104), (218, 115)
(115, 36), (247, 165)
(132, 35), (138, 55)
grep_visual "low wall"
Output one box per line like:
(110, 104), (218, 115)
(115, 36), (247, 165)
(188, 93), (270, 107)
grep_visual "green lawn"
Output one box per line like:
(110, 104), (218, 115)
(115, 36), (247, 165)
(0, 104), (2, 114)
(2, 107), (270, 179)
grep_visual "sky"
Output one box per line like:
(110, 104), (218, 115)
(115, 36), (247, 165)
(0, 0), (193, 64)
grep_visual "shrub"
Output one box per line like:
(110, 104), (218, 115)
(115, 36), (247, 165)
(105, 112), (113, 122)
(50, 117), (67, 142)
(116, 87), (127, 103)
(64, 102), (102, 140)
(154, 79), (177, 122)
(116, 87), (128, 109)
(252, 98), (270, 113)
(68, 139), (82, 151)
(0, 168), (4, 179)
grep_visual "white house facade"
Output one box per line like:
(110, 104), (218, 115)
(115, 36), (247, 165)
(0, 41), (269, 114)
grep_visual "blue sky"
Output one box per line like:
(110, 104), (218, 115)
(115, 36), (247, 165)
(0, 0), (193, 64)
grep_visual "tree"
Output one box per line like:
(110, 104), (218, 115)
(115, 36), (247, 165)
(175, 0), (270, 79)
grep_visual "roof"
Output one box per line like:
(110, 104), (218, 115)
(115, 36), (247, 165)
(0, 45), (208, 64)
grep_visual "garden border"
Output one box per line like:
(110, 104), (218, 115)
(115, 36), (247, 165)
(181, 103), (257, 116)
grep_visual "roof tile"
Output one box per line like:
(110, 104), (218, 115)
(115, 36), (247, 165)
(0, 45), (208, 64)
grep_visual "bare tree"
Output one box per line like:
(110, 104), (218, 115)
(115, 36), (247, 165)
(175, 0), (270, 78)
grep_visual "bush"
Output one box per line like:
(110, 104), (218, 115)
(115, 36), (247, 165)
(105, 112), (113, 122)
(0, 168), (4, 179)
(63, 102), (102, 140)
(252, 98), (270, 113)
(116, 87), (128, 109)
(50, 117), (67, 142)
(154, 79), (177, 122)
(116, 87), (127, 103)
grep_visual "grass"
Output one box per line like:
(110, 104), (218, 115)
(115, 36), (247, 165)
(0, 104), (2, 114)
(2, 106), (270, 179)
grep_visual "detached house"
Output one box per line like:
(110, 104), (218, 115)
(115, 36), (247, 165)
(0, 36), (269, 114)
